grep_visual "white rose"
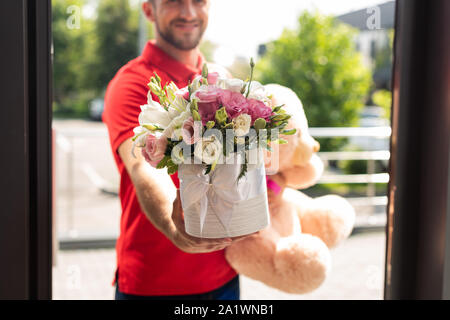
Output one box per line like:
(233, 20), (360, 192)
(216, 78), (244, 93)
(162, 110), (191, 140)
(194, 135), (223, 164)
(247, 81), (270, 101)
(232, 113), (251, 136)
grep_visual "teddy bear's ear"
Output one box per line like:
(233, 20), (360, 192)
(292, 133), (320, 167)
(284, 154), (324, 189)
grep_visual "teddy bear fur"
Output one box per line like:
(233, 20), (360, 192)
(224, 84), (355, 294)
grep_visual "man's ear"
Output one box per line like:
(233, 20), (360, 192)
(142, 1), (156, 23)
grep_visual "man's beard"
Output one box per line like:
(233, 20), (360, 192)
(155, 19), (205, 51)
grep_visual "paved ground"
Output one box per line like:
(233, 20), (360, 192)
(52, 231), (385, 300)
(53, 119), (121, 239)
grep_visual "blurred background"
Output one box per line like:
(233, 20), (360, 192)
(52, 0), (394, 299)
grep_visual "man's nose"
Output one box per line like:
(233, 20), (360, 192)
(179, 0), (197, 20)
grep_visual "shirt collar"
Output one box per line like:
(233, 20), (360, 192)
(141, 40), (205, 83)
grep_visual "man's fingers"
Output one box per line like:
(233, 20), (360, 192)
(230, 231), (259, 242)
(187, 235), (232, 247)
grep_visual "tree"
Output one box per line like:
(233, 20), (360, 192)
(89, 0), (138, 94)
(52, 0), (155, 117)
(255, 11), (372, 150)
(52, 0), (94, 116)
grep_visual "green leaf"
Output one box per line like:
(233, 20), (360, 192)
(166, 159), (178, 175)
(201, 63), (209, 79)
(204, 164), (212, 175)
(237, 162), (248, 182)
(156, 155), (171, 169)
(272, 104), (285, 113)
(281, 128), (297, 135)
(271, 114), (291, 121)
(192, 109), (201, 122)
(167, 165), (178, 175)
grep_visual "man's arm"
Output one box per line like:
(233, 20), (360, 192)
(118, 137), (239, 253)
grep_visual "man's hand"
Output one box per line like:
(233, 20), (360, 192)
(168, 190), (258, 253)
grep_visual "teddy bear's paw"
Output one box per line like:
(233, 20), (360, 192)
(301, 195), (356, 248)
(224, 232), (278, 280)
(271, 234), (331, 294)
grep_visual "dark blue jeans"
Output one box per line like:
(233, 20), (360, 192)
(114, 274), (240, 300)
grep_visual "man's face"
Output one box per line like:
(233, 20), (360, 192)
(150, 0), (210, 51)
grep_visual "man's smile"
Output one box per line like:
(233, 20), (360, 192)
(173, 22), (200, 32)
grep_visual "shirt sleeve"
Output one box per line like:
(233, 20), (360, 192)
(102, 68), (149, 158)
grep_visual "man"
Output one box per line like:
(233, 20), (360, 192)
(103, 0), (250, 300)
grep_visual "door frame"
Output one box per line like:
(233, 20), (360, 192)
(0, 0), (52, 299)
(384, 0), (450, 299)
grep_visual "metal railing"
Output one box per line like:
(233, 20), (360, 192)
(310, 127), (391, 228)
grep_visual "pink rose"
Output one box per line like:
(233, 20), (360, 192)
(207, 72), (219, 85)
(244, 99), (273, 123)
(195, 86), (222, 124)
(218, 89), (247, 119)
(142, 134), (168, 167)
(195, 86), (222, 103)
(181, 117), (202, 145)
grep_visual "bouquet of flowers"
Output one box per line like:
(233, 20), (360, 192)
(131, 59), (295, 238)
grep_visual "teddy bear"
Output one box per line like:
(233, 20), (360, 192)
(224, 84), (356, 294)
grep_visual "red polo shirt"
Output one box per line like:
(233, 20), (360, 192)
(102, 40), (237, 296)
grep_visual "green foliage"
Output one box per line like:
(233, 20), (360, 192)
(372, 89), (392, 119)
(305, 183), (388, 198)
(88, 0), (138, 93)
(338, 145), (387, 175)
(52, 0), (155, 118)
(52, 0), (95, 116)
(339, 158), (386, 175)
(255, 11), (372, 151)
